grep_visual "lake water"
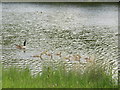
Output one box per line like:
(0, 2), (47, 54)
(2, 3), (118, 81)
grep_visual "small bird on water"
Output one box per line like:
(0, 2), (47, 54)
(15, 40), (26, 49)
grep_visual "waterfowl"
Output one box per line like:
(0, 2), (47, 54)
(32, 51), (48, 60)
(15, 40), (26, 49)
(73, 54), (81, 62)
(64, 54), (81, 62)
(41, 50), (48, 55)
(84, 55), (95, 63)
(55, 52), (62, 57)
(84, 57), (90, 62)
(32, 55), (40, 57)
(64, 56), (71, 61)
(32, 54), (43, 60)
(40, 50), (53, 59)
(46, 53), (53, 59)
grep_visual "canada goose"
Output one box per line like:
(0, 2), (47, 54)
(15, 40), (26, 49)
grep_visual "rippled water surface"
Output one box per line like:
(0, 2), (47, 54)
(2, 3), (118, 81)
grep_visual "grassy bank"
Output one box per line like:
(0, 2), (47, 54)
(0, 67), (1, 89)
(2, 64), (118, 88)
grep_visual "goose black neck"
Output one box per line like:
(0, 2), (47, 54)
(24, 40), (26, 46)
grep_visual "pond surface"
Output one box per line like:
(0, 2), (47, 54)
(2, 3), (118, 80)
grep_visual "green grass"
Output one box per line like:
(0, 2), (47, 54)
(2, 64), (118, 88)
(0, 64), (2, 89)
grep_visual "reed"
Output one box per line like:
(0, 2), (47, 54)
(2, 63), (118, 88)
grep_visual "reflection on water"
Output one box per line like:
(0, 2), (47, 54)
(2, 3), (118, 81)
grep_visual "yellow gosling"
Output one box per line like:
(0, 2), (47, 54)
(64, 56), (71, 61)
(32, 55), (40, 57)
(84, 57), (91, 62)
(84, 55), (95, 63)
(32, 54), (43, 60)
(55, 52), (62, 57)
(75, 54), (81, 61)
(41, 50), (53, 59)
(64, 54), (81, 62)
(71, 54), (81, 62)
(41, 50), (48, 55)
(40, 51), (47, 60)
(46, 53), (53, 59)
